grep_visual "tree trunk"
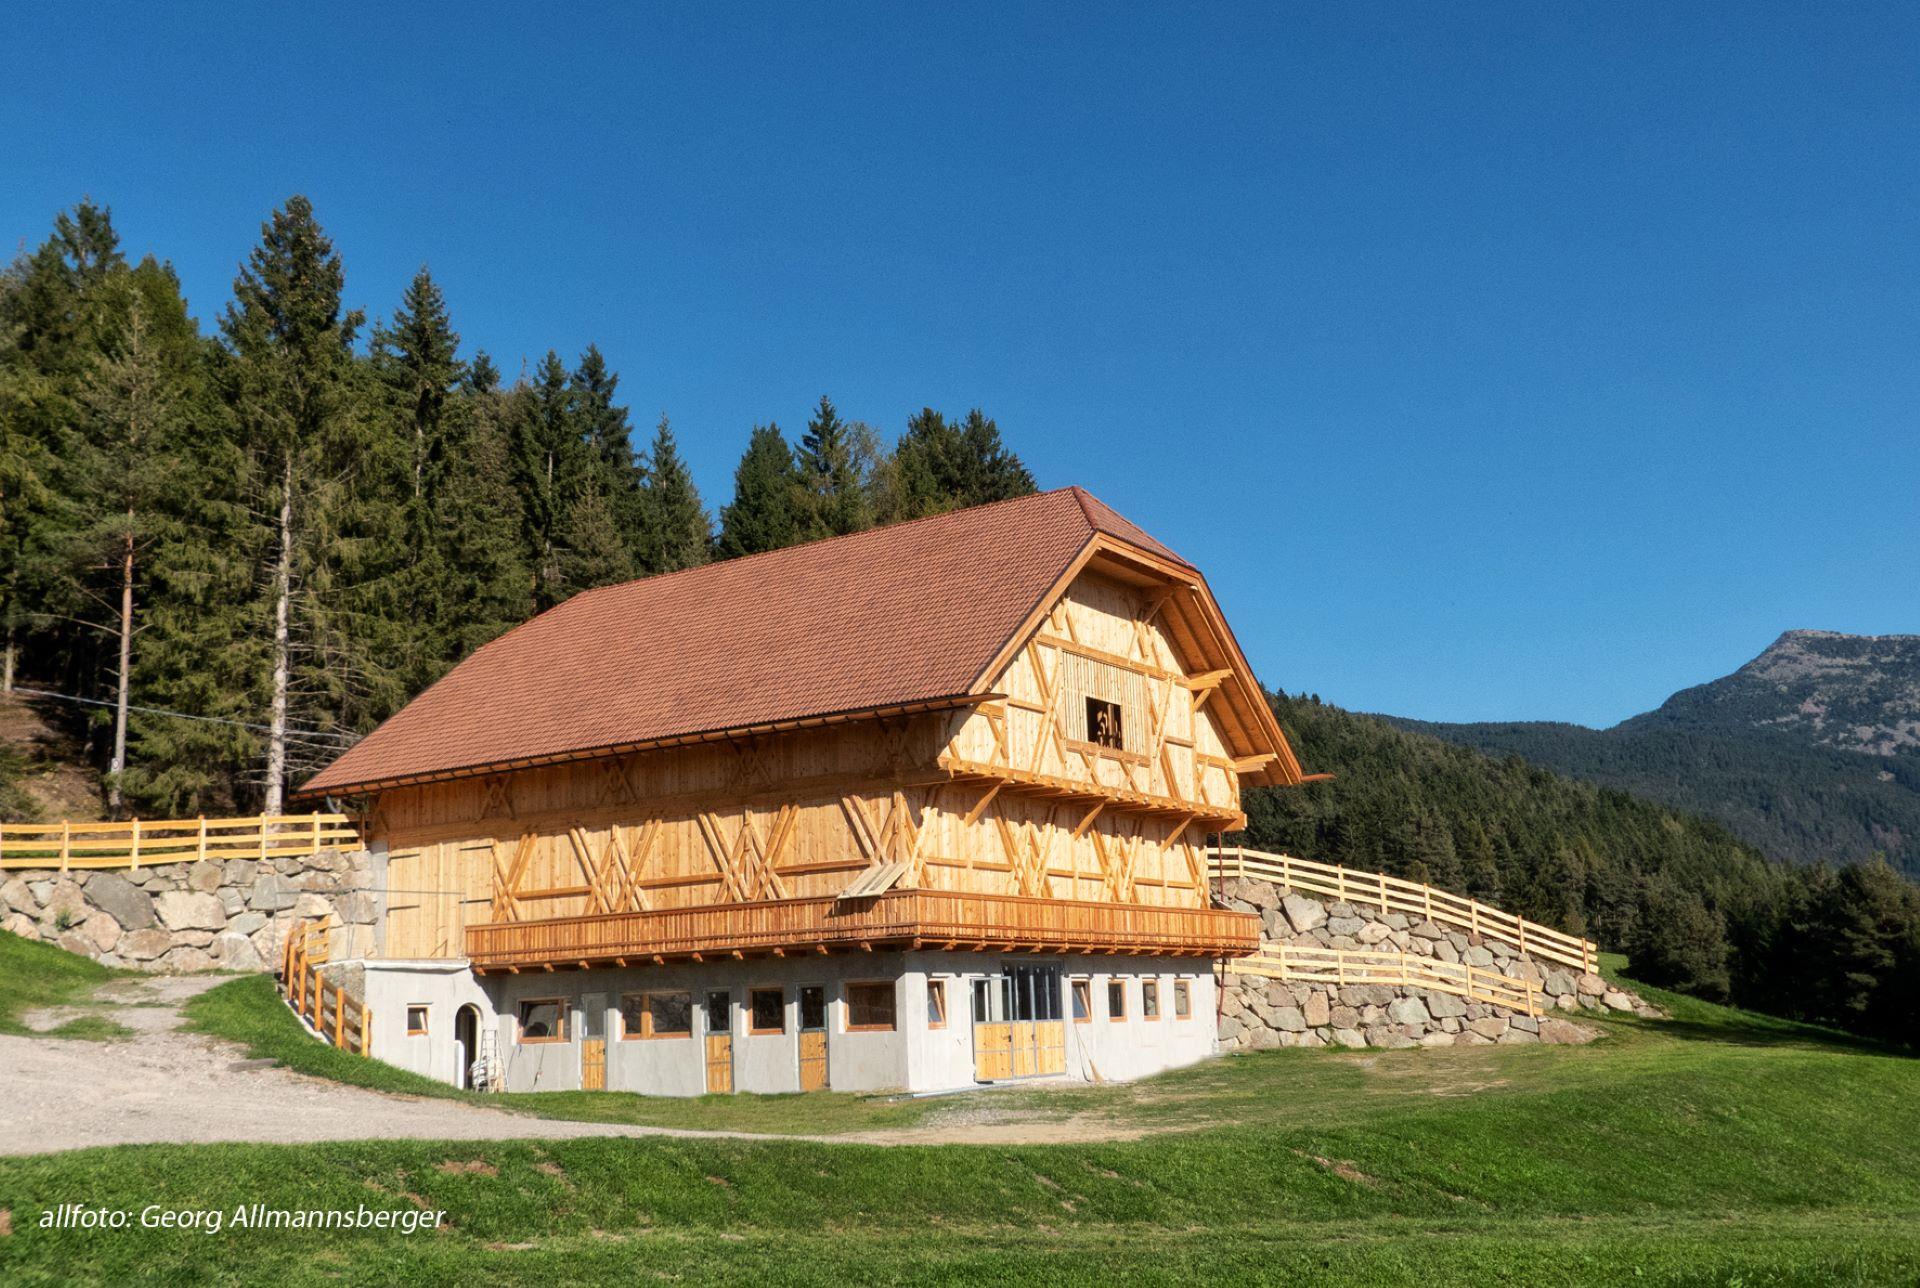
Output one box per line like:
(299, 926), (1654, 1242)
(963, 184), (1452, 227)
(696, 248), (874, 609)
(2, 627), (13, 693)
(264, 459), (294, 816)
(107, 519), (135, 815)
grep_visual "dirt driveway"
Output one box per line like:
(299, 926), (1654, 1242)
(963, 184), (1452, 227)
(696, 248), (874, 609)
(1, 975), (1141, 1155)
(0, 975), (814, 1157)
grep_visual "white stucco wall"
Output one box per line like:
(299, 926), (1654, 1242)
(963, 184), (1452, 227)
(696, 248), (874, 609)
(350, 951), (1218, 1096)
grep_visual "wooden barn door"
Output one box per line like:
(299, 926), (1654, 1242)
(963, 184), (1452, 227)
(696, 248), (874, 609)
(579, 993), (607, 1091)
(704, 991), (734, 1094)
(798, 985), (830, 1091)
(972, 977), (1014, 1081)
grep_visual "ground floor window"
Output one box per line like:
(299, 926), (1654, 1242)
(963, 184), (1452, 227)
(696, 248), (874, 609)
(846, 981), (897, 1031)
(1071, 978), (1092, 1023)
(704, 990), (731, 1035)
(1174, 979), (1192, 1019)
(406, 1005), (429, 1036)
(1142, 980), (1161, 1019)
(750, 987), (786, 1034)
(926, 979), (947, 1029)
(518, 998), (565, 1042)
(621, 991), (693, 1039)
(1107, 978), (1127, 1021)
(799, 985), (827, 1031)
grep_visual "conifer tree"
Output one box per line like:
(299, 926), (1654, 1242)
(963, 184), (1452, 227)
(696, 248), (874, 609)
(636, 416), (711, 574)
(220, 195), (403, 811)
(716, 424), (803, 559)
(797, 395), (872, 538)
(572, 345), (645, 555)
(371, 267), (461, 503)
(556, 484), (635, 594)
(511, 351), (587, 608)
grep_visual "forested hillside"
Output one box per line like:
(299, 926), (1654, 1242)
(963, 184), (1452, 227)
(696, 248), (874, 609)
(1249, 694), (1919, 1043)
(0, 198), (1035, 817)
(1395, 631), (1920, 874)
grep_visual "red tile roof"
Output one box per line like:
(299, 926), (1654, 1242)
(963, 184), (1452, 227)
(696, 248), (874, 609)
(300, 488), (1197, 796)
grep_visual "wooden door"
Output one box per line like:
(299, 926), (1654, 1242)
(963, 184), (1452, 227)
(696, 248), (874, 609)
(798, 985), (829, 1091)
(704, 990), (733, 1094)
(1035, 1021), (1066, 1075)
(579, 992), (607, 1091)
(972, 977), (1015, 1081)
(1011, 1022), (1038, 1077)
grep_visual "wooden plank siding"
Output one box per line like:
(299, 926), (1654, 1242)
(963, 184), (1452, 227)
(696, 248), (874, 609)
(372, 567), (1257, 962)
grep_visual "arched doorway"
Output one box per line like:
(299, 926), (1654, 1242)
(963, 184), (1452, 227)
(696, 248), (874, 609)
(453, 1004), (480, 1089)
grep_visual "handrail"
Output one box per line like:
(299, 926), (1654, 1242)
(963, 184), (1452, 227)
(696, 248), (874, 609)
(1230, 944), (1543, 1017)
(0, 813), (358, 872)
(277, 917), (370, 1056)
(1209, 846), (1597, 974)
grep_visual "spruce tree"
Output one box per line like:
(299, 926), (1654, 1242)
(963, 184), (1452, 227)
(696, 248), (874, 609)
(636, 416), (711, 574)
(716, 424), (803, 558)
(556, 484), (635, 594)
(510, 351), (587, 608)
(797, 395), (872, 538)
(572, 345), (645, 556)
(220, 195), (405, 811)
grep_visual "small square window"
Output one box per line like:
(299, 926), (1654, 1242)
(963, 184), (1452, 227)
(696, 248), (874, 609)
(1107, 978), (1127, 1021)
(846, 981), (897, 1031)
(1070, 978), (1092, 1024)
(799, 985), (828, 1031)
(1142, 980), (1161, 1020)
(1174, 979), (1192, 1019)
(750, 987), (785, 1034)
(406, 1005), (429, 1036)
(517, 998), (565, 1043)
(926, 980), (947, 1029)
(1086, 697), (1124, 750)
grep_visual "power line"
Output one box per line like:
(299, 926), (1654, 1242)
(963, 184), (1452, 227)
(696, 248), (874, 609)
(5, 685), (362, 746)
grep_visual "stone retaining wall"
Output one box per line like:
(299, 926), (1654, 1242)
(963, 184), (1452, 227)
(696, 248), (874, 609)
(1213, 876), (1659, 1050)
(0, 848), (379, 974)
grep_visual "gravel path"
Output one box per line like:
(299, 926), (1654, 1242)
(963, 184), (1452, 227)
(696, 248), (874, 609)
(0, 975), (810, 1156)
(1, 975), (1144, 1156)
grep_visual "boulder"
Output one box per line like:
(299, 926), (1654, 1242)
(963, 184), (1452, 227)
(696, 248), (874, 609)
(1357, 921), (1394, 945)
(1433, 939), (1460, 965)
(1364, 1025), (1416, 1049)
(2, 912), (38, 938)
(119, 928), (173, 960)
(1409, 919), (1445, 940)
(58, 931), (96, 956)
(1329, 1005), (1361, 1029)
(84, 871), (155, 930)
(1217, 1015), (1243, 1042)
(155, 890), (227, 932)
(81, 912), (121, 954)
(1468, 1016), (1509, 1040)
(1425, 992), (1468, 1020)
(187, 860), (224, 893)
(213, 933), (264, 971)
(1498, 1027), (1540, 1044)
(292, 893), (333, 920)
(1387, 996), (1431, 1026)
(159, 946), (216, 973)
(1543, 971), (1576, 998)
(1602, 990), (1636, 1012)
(1265, 982), (1299, 1009)
(1538, 1018), (1595, 1045)
(1382, 913), (1409, 931)
(222, 858), (259, 887)
(1302, 991), (1332, 1028)
(1272, 1006), (1308, 1033)
(1, 877), (38, 915)
(1508, 1014), (1540, 1034)
(43, 880), (88, 924)
(1330, 1027), (1367, 1048)
(1418, 1031), (1456, 1049)
(1325, 916), (1366, 937)
(1281, 894), (1326, 935)
(1260, 908), (1289, 938)
(218, 888), (246, 916)
(248, 873), (299, 912)
(1576, 973), (1607, 997)
(1464, 945), (1495, 967)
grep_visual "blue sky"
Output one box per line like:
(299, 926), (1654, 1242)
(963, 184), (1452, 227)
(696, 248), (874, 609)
(5, 4), (1916, 726)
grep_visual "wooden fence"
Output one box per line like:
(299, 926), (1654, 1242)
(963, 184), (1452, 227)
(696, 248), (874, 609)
(1209, 846), (1598, 973)
(0, 814), (359, 872)
(278, 918), (370, 1056)
(1230, 944), (1544, 1016)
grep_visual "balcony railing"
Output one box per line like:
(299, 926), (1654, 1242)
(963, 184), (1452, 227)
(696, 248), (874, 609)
(465, 888), (1258, 970)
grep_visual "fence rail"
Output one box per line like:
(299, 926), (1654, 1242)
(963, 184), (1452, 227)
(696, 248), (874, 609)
(1209, 846), (1597, 973)
(0, 814), (359, 872)
(278, 918), (370, 1056)
(1230, 943), (1543, 1016)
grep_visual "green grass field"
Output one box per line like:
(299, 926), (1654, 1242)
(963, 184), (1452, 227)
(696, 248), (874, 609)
(0, 931), (132, 1040)
(2, 940), (1917, 1284)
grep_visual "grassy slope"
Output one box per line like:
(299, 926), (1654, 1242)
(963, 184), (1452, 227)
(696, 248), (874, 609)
(0, 931), (131, 1039)
(2, 955), (1916, 1284)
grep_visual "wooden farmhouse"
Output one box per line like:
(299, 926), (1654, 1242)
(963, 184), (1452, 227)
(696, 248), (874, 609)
(298, 487), (1306, 1094)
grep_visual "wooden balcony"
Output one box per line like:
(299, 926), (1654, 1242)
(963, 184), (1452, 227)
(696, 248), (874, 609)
(465, 889), (1259, 972)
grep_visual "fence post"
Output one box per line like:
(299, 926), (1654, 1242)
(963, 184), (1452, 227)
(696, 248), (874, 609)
(259, 815), (269, 861)
(360, 1000), (371, 1055)
(130, 818), (141, 870)
(60, 820), (70, 873)
(197, 816), (207, 862)
(311, 813), (321, 856)
(334, 984), (346, 1048)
